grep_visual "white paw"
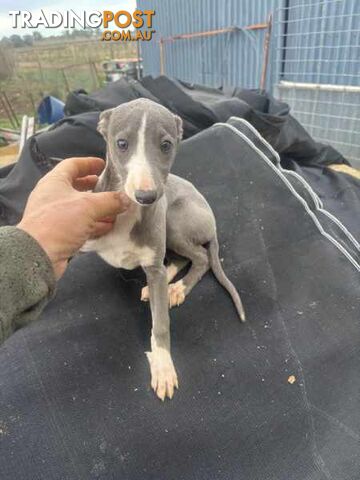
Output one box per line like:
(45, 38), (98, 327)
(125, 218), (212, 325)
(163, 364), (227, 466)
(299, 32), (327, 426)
(141, 285), (150, 302)
(146, 348), (179, 401)
(168, 280), (186, 308)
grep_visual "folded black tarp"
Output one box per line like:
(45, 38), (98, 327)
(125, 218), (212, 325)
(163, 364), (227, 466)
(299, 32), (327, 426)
(64, 75), (360, 241)
(66, 75), (347, 167)
(0, 112), (360, 232)
(0, 110), (359, 479)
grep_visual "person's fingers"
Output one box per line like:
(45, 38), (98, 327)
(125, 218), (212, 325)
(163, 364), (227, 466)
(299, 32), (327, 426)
(97, 215), (116, 223)
(74, 175), (99, 192)
(90, 221), (115, 238)
(84, 191), (131, 219)
(50, 157), (106, 184)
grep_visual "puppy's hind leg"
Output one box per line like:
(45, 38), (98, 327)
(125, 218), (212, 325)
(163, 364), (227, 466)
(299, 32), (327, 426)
(141, 255), (188, 302)
(168, 243), (210, 308)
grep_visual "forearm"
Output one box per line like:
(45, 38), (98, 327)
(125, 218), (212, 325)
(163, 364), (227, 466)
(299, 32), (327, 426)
(0, 226), (56, 344)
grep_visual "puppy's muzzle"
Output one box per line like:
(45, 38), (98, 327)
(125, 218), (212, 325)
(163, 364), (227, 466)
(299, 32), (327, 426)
(135, 189), (157, 205)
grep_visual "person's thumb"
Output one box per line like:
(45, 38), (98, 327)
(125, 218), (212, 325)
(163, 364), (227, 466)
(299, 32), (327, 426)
(84, 191), (131, 219)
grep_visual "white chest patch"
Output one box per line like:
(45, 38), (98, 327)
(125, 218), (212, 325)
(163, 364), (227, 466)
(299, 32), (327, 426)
(81, 206), (155, 270)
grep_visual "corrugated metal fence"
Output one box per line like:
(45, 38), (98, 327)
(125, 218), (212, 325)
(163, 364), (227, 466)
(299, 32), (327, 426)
(138, 0), (360, 164)
(138, 0), (278, 90)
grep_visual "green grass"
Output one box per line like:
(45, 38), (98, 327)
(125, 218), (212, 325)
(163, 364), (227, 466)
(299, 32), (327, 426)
(0, 120), (13, 129)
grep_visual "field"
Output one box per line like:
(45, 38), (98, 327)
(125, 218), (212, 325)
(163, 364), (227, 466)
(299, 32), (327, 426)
(0, 38), (137, 129)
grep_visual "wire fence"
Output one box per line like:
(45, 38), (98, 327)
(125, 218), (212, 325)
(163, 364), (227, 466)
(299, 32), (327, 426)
(0, 39), (136, 128)
(272, 0), (360, 166)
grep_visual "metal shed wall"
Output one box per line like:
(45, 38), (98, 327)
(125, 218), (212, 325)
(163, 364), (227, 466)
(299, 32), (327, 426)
(137, 0), (278, 89)
(137, 0), (359, 164)
(138, 0), (359, 88)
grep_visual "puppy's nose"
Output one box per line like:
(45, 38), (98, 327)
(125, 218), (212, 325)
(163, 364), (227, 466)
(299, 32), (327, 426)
(135, 189), (157, 205)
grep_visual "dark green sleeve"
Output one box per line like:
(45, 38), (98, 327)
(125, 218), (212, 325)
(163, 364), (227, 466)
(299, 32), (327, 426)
(0, 226), (56, 344)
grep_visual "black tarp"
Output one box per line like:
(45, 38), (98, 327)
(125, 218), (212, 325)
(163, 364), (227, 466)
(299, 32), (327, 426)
(0, 78), (359, 480)
(1, 76), (359, 228)
(66, 76), (347, 166)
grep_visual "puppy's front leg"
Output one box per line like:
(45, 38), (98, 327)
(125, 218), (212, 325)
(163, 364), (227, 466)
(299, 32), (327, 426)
(144, 264), (178, 401)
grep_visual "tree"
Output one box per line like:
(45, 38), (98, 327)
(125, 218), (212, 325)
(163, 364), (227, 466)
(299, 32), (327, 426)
(71, 28), (93, 38)
(9, 34), (24, 47)
(23, 34), (33, 46)
(33, 31), (43, 42)
(0, 37), (12, 47)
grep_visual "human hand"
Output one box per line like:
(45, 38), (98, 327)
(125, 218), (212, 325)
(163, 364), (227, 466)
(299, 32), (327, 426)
(17, 157), (130, 279)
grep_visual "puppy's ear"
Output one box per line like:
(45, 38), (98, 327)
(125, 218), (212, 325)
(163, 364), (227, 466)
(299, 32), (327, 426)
(174, 115), (183, 142)
(97, 108), (113, 139)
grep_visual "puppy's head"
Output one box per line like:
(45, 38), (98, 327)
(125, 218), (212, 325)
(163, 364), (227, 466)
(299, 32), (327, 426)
(98, 98), (183, 206)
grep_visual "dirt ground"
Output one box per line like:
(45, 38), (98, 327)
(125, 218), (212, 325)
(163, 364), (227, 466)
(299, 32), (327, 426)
(0, 143), (18, 166)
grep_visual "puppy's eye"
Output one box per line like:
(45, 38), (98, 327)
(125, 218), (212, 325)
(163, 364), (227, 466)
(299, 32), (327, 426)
(117, 139), (128, 151)
(160, 140), (172, 154)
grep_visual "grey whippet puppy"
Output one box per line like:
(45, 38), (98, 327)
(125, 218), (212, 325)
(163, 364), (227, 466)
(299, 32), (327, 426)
(82, 98), (245, 401)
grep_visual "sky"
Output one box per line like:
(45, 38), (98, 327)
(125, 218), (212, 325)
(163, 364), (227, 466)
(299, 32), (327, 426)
(0, 0), (137, 37)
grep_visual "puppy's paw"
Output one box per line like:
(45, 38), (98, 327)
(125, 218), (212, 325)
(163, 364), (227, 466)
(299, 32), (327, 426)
(168, 280), (186, 308)
(146, 348), (179, 401)
(141, 285), (150, 302)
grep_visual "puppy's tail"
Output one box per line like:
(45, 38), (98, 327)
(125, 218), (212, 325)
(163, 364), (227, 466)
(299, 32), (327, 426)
(208, 236), (246, 322)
